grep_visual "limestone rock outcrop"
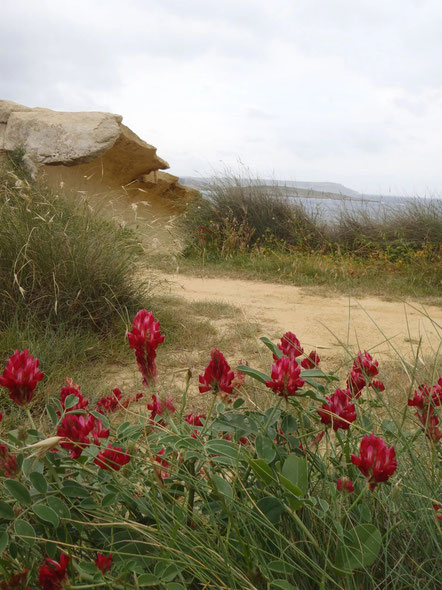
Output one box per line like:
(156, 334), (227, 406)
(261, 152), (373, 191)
(0, 100), (199, 212)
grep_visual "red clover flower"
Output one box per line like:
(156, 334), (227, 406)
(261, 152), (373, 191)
(94, 443), (131, 471)
(265, 356), (305, 400)
(38, 553), (69, 590)
(127, 310), (165, 387)
(0, 349), (44, 405)
(276, 331), (304, 359)
(95, 553), (113, 573)
(199, 348), (235, 396)
(351, 433), (397, 491)
(317, 388), (357, 431)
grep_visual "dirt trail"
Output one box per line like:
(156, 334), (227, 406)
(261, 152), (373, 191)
(161, 272), (442, 362)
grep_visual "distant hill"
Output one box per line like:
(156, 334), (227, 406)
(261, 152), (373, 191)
(179, 176), (362, 200)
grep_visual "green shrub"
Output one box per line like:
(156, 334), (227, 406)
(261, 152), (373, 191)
(182, 172), (325, 257)
(331, 199), (442, 256)
(0, 155), (147, 331)
(181, 171), (442, 269)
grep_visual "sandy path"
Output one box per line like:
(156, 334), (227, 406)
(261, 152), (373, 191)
(161, 273), (442, 362)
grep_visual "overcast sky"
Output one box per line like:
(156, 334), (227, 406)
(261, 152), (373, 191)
(1, 0), (442, 195)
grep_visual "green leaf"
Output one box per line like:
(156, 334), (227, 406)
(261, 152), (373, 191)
(166, 584), (186, 590)
(318, 498), (329, 513)
(4, 479), (31, 506)
(14, 519), (36, 545)
(90, 410), (110, 428)
(358, 503), (372, 523)
(271, 581), (298, 590)
(61, 481), (91, 499)
(236, 365), (270, 384)
(277, 473), (303, 497)
(47, 496), (71, 519)
(64, 393), (80, 409)
(0, 531), (9, 554)
(282, 454), (308, 495)
(259, 336), (282, 359)
(335, 524), (382, 572)
(300, 368), (335, 379)
(137, 573), (161, 586)
(205, 439), (241, 461)
(212, 474), (233, 501)
(280, 414), (298, 435)
(268, 560), (295, 574)
(33, 504), (60, 527)
(21, 456), (42, 477)
(256, 433), (276, 463)
(46, 404), (58, 426)
(79, 561), (99, 574)
(256, 496), (284, 524)
(0, 501), (14, 520)
(30, 471), (48, 494)
(381, 419), (395, 435)
(361, 415), (373, 430)
(156, 563), (185, 582)
(102, 492), (118, 507)
(249, 459), (276, 485)
(233, 397), (244, 408)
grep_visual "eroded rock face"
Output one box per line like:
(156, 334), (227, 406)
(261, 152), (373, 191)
(0, 100), (198, 213)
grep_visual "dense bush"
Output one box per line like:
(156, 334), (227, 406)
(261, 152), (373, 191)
(0, 311), (440, 589)
(331, 199), (442, 258)
(182, 174), (325, 257)
(0, 153), (146, 331)
(182, 172), (442, 267)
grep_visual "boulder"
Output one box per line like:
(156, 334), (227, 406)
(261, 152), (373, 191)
(0, 99), (32, 124)
(0, 100), (198, 213)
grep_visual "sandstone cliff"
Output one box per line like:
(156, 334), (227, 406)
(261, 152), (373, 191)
(0, 100), (199, 212)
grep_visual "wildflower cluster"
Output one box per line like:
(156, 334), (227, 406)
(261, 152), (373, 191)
(0, 311), (440, 588)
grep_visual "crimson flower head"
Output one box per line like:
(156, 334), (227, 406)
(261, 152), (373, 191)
(231, 361), (248, 391)
(433, 504), (442, 521)
(94, 443), (130, 471)
(265, 356), (305, 400)
(317, 388), (356, 431)
(346, 369), (366, 398)
(0, 569), (31, 590)
(409, 382), (442, 410)
(185, 412), (205, 438)
(185, 412), (204, 427)
(97, 388), (124, 413)
(58, 379), (89, 416)
(408, 380), (442, 442)
(128, 310), (165, 387)
(95, 553), (113, 573)
(57, 414), (109, 459)
(276, 331), (304, 359)
(0, 443), (20, 478)
(155, 448), (170, 479)
(301, 351), (320, 370)
(370, 380), (385, 393)
(337, 477), (354, 493)
(199, 348), (235, 395)
(353, 350), (379, 379)
(38, 553), (69, 590)
(0, 349), (44, 405)
(351, 433), (397, 491)
(147, 393), (175, 422)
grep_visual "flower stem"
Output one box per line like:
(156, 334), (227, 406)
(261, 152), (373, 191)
(348, 483), (368, 513)
(24, 406), (36, 431)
